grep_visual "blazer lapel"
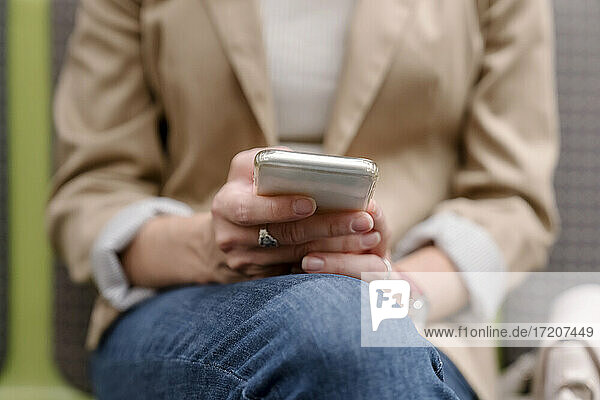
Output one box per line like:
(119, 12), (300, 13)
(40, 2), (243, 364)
(203, 0), (277, 145)
(324, 0), (417, 155)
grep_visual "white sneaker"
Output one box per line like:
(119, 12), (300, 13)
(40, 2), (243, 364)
(535, 285), (600, 400)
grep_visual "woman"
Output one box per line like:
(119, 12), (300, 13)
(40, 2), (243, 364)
(48, 0), (559, 398)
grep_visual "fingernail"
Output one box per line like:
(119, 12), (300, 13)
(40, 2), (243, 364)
(351, 214), (373, 232)
(294, 198), (316, 215)
(361, 232), (381, 248)
(302, 256), (324, 272)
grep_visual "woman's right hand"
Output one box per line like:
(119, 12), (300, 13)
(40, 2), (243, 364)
(122, 148), (383, 287)
(210, 149), (382, 277)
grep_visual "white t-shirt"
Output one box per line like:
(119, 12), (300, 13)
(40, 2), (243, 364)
(259, 0), (356, 152)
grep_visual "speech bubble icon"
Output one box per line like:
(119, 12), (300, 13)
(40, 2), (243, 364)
(369, 279), (411, 331)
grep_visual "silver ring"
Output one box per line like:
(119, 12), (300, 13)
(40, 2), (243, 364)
(382, 257), (392, 280)
(258, 225), (279, 248)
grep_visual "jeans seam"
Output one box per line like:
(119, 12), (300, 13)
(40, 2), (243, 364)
(430, 348), (445, 382)
(95, 356), (270, 400)
(96, 357), (247, 381)
(169, 357), (278, 400)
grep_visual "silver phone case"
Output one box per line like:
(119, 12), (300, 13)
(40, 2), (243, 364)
(254, 149), (379, 212)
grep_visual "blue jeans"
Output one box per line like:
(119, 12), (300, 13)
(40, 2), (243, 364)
(92, 274), (476, 399)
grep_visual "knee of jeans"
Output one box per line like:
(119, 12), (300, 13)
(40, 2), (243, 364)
(275, 274), (363, 331)
(274, 275), (439, 363)
(272, 276), (414, 355)
(274, 274), (419, 335)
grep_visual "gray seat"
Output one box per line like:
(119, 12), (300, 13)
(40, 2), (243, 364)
(50, 0), (600, 391)
(51, 0), (96, 393)
(502, 0), (600, 366)
(0, 0), (8, 374)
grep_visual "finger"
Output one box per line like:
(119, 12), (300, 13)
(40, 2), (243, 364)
(301, 252), (389, 279)
(291, 265), (304, 274)
(227, 148), (265, 182)
(368, 200), (387, 233)
(239, 263), (294, 277)
(212, 186), (316, 226)
(228, 146), (292, 182)
(210, 262), (251, 284)
(367, 200), (389, 257)
(226, 232), (382, 268)
(304, 232), (381, 253)
(214, 210), (374, 248)
(267, 211), (374, 245)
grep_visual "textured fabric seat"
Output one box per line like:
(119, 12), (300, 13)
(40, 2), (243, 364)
(51, 0), (96, 392)
(49, 0), (600, 392)
(501, 0), (600, 366)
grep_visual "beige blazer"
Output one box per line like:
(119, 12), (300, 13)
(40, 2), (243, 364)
(47, 0), (559, 398)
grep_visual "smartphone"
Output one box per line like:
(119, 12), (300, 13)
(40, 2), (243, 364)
(253, 149), (379, 212)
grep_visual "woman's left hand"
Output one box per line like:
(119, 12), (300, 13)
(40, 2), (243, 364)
(301, 200), (391, 278)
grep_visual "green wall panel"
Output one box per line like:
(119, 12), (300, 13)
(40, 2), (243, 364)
(0, 0), (89, 397)
(0, 0), (9, 376)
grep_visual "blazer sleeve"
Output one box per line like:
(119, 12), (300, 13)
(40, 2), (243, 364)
(47, 0), (167, 283)
(433, 0), (560, 274)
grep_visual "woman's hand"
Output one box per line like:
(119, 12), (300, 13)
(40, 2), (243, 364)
(211, 149), (384, 276)
(122, 148), (387, 288)
(302, 222), (469, 321)
(122, 212), (251, 287)
(300, 200), (390, 276)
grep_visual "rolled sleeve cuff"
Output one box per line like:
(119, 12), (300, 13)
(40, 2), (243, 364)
(90, 197), (194, 311)
(393, 212), (507, 322)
